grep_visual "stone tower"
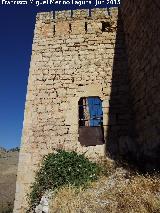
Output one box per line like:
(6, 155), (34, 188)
(14, 8), (131, 212)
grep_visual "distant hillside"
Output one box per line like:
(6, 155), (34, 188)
(0, 148), (19, 213)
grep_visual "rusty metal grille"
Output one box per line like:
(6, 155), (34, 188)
(78, 97), (103, 127)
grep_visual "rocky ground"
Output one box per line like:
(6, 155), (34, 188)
(49, 166), (160, 213)
(0, 148), (19, 213)
(35, 157), (160, 213)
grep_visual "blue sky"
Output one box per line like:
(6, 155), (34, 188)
(0, 6), (36, 149)
(0, 2), (119, 150)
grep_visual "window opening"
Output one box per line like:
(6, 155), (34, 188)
(78, 97), (103, 127)
(107, 7), (111, 16)
(78, 97), (104, 146)
(101, 21), (112, 32)
(53, 11), (55, 19)
(85, 22), (87, 32)
(69, 23), (72, 32)
(53, 25), (56, 34)
(71, 10), (73, 18)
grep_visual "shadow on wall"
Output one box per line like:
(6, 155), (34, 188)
(119, 0), (160, 172)
(105, 7), (160, 172)
(105, 8), (137, 169)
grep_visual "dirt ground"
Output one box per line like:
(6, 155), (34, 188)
(0, 149), (18, 213)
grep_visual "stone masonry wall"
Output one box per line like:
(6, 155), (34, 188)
(14, 8), (130, 212)
(121, 0), (160, 168)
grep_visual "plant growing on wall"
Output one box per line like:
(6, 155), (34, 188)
(27, 150), (101, 211)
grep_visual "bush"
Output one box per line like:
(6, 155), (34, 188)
(27, 150), (101, 211)
(8, 147), (20, 152)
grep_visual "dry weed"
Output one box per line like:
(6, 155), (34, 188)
(49, 169), (160, 213)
